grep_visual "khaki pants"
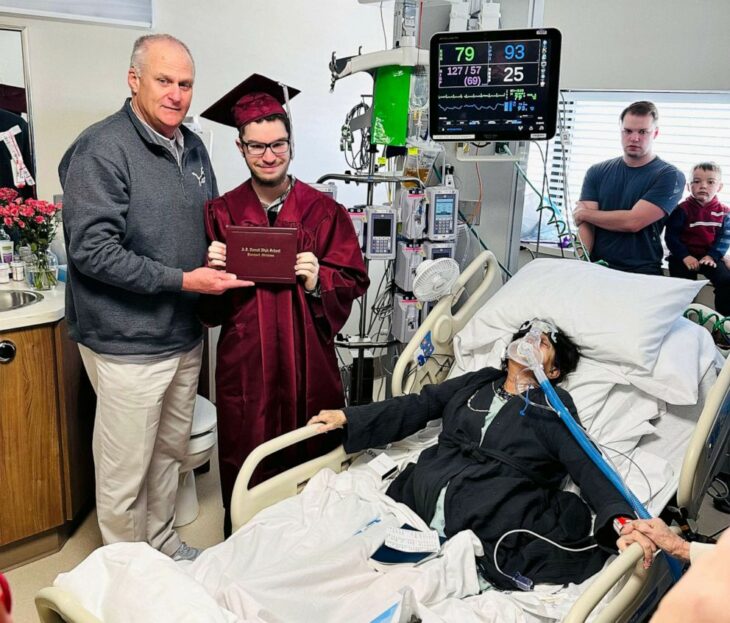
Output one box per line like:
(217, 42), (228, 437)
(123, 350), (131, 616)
(78, 342), (202, 555)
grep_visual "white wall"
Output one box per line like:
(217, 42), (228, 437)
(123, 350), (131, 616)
(544, 0), (730, 90)
(0, 0), (392, 202)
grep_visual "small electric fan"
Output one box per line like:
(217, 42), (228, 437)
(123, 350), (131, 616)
(412, 258), (460, 302)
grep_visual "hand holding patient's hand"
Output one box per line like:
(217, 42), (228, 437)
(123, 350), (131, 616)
(208, 241), (227, 268)
(617, 524), (658, 569)
(182, 267), (253, 294)
(308, 410), (347, 432)
(617, 518), (690, 568)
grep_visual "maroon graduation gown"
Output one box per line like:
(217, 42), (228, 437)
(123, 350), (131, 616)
(199, 180), (369, 506)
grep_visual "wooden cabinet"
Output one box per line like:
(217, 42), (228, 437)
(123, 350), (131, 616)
(0, 320), (94, 568)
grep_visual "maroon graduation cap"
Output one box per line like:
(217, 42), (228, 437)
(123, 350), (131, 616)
(200, 73), (300, 130)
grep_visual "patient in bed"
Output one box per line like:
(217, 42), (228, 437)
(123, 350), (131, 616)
(310, 319), (635, 591)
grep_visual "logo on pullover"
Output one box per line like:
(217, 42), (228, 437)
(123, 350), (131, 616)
(192, 167), (206, 186)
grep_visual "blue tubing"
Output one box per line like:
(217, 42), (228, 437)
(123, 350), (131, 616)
(539, 379), (684, 581)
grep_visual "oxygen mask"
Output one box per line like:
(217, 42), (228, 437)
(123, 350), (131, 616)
(506, 319), (558, 384)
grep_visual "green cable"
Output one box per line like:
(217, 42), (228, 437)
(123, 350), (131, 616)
(683, 308), (730, 344)
(504, 145), (591, 262)
(457, 209), (513, 278)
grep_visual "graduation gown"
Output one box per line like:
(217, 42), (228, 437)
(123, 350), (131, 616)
(342, 367), (634, 589)
(199, 180), (369, 506)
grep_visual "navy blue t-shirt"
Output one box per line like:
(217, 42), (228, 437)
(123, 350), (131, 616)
(579, 156), (685, 274)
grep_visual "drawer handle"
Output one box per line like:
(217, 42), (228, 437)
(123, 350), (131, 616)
(0, 340), (16, 363)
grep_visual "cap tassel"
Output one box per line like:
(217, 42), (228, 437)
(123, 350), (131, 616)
(280, 82), (294, 158)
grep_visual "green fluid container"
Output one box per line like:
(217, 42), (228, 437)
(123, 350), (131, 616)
(371, 65), (412, 147)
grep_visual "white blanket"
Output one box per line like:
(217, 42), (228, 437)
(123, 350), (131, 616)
(56, 459), (626, 623)
(56, 468), (488, 623)
(54, 445), (686, 623)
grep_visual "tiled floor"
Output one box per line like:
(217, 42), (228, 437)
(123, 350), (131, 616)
(4, 452), (730, 623)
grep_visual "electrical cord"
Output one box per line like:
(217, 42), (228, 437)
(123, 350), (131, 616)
(379, 1), (388, 49)
(493, 528), (597, 590)
(342, 99), (372, 173)
(505, 144), (589, 260)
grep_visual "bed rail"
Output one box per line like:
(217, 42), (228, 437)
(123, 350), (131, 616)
(391, 250), (499, 396)
(676, 336), (730, 516)
(230, 424), (357, 531)
(565, 525), (682, 623)
(35, 586), (101, 623)
(563, 542), (645, 623)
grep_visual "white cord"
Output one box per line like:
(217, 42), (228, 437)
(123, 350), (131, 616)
(493, 528), (597, 586)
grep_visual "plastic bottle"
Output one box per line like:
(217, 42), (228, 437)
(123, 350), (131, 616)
(0, 229), (13, 264)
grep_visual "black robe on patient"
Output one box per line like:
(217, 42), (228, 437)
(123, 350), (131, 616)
(342, 367), (634, 589)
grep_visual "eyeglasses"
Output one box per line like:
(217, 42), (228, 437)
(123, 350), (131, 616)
(240, 139), (290, 157)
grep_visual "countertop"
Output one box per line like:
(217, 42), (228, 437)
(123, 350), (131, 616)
(0, 281), (65, 332)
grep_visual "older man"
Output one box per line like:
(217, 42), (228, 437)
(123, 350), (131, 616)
(59, 34), (251, 560)
(574, 101), (685, 275)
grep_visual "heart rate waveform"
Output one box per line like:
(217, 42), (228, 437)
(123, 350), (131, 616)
(438, 102), (504, 112)
(438, 98), (534, 113)
(438, 89), (537, 102)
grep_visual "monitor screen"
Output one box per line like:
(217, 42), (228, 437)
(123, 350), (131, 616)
(434, 194), (455, 216)
(430, 28), (561, 141)
(372, 217), (392, 237)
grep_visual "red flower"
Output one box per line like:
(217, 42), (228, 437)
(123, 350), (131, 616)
(0, 187), (60, 251)
(0, 187), (18, 202)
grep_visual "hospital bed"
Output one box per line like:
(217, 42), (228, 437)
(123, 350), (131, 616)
(35, 253), (730, 623)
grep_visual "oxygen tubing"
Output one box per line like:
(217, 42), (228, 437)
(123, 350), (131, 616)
(535, 372), (684, 581)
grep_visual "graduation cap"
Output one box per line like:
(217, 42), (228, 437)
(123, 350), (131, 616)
(201, 73), (300, 131)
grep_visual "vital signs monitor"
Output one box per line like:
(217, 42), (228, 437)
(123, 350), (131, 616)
(430, 28), (562, 141)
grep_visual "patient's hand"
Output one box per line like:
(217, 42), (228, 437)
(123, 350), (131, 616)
(617, 518), (689, 567)
(208, 241), (227, 269)
(308, 410), (347, 432)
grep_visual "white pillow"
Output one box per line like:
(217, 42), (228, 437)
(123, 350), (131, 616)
(456, 259), (705, 371)
(619, 317), (721, 404)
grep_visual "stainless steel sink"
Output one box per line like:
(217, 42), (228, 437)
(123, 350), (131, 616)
(0, 289), (44, 312)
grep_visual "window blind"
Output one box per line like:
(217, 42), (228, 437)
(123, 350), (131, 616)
(0, 0), (153, 27)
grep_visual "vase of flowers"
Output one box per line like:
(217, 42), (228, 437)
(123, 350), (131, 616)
(27, 249), (60, 290)
(0, 187), (62, 290)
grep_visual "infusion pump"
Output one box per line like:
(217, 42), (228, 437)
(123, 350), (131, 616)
(425, 186), (459, 241)
(364, 205), (397, 260)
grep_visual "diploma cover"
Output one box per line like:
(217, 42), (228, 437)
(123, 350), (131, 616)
(226, 226), (297, 284)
